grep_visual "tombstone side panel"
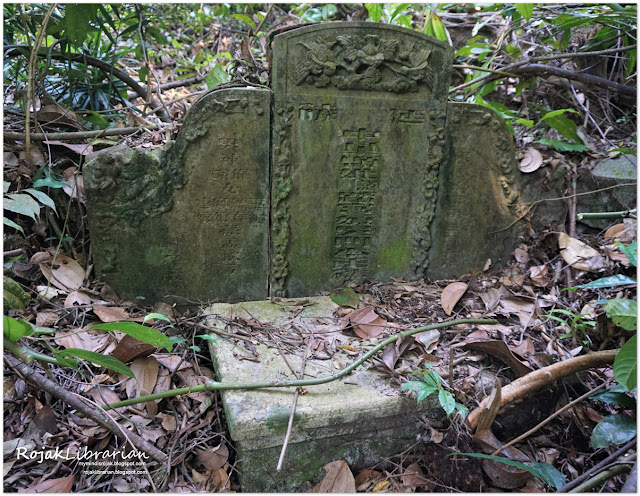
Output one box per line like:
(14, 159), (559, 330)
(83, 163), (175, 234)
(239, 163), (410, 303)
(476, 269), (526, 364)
(271, 23), (454, 297)
(429, 103), (525, 279)
(85, 87), (270, 304)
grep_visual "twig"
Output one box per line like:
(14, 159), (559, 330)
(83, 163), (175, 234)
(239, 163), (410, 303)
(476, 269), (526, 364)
(578, 208), (637, 220)
(568, 456), (635, 493)
(3, 126), (159, 141)
(450, 44), (637, 93)
(4, 354), (168, 464)
(253, 4), (274, 35)
(558, 438), (637, 492)
(277, 339), (311, 472)
(510, 64), (636, 96)
(3, 248), (25, 257)
(183, 319), (255, 344)
(96, 318), (499, 411)
(491, 383), (606, 456)
(25, 4), (56, 164)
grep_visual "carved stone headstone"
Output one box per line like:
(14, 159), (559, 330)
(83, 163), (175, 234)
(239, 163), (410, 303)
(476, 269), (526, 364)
(429, 103), (527, 277)
(271, 22), (454, 297)
(85, 87), (270, 303)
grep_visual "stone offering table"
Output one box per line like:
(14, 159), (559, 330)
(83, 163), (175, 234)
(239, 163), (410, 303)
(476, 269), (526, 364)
(205, 297), (439, 492)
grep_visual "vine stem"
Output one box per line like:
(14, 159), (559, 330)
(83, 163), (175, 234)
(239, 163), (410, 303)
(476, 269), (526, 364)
(99, 318), (498, 411)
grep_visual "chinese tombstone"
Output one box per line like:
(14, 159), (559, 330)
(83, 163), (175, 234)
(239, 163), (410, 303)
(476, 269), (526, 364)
(86, 23), (533, 304)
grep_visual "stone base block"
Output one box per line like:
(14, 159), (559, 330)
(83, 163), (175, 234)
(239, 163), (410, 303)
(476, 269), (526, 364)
(205, 297), (439, 492)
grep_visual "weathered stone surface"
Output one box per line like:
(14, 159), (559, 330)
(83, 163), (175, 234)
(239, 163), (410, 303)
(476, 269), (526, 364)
(271, 22), (454, 297)
(577, 154), (637, 228)
(205, 296), (439, 492)
(85, 87), (270, 304)
(429, 103), (527, 278)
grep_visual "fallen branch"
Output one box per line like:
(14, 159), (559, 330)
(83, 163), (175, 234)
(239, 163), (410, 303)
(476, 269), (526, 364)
(558, 438), (637, 492)
(4, 45), (170, 122)
(467, 350), (618, 431)
(4, 354), (168, 464)
(510, 64), (636, 96)
(3, 126), (159, 141)
(95, 318), (498, 411)
(568, 455), (635, 493)
(578, 208), (637, 220)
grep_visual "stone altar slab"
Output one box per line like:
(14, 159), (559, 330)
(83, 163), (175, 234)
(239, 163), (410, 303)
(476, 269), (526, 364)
(270, 22), (454, 297)
(85, 87), (270, 304)
(205, 296), (439, 492)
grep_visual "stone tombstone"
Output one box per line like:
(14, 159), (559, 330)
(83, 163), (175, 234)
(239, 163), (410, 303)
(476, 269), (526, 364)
(271, 22), (455, 297)
(85, 87), (270, 304)
(429, 103), (527, 278)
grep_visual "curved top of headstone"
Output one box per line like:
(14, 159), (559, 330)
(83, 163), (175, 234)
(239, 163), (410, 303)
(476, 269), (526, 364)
(272, 22), (454, 99)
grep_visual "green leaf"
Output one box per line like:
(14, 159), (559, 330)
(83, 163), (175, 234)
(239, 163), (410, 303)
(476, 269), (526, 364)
(3, 316), (35, 341)
(143, 313), (172, 324)
(205, 64), (229, 89)
(170, 336), (187, 345)
(89, 322), (173, 352)
(33, 177), (68, 189)
(424, 11), (449, 42)
(540, 109), (582, 143)
(438, 389), (456, 416)
(614, 335), (637, 391)
(454, 402), (469, 417)
(196, 334), (218, 344)
(515, 4), (534, 22)
(231, 13), (256, 28)
(59, 348), (134, 378)
(450, 453), (565, 489)
(24, 188), (57, 215)
(321, 4), (337, 20)
(139, 66), (148, 83)
(52, 352), (79, 370)
(65, 4), (98, 46)
(591, 414), (637, 448)
(4, 197), (38, 220)
(365, 3), (384, 22)
(3, 276), (30, 311)
(401, 381), (437, 403)
(7, 193), (40, 217)
(590, 389), (636, 408)
(566, 274), (637, 290)
(190, 345), (202, 352)
(529, 462), (566, 490)
(3, 217), (25, 236)
(330, 287), (359, 308)
(603, 299), (637, 331)
(617, 241), (637, 268)
(536, 138), (589, 152)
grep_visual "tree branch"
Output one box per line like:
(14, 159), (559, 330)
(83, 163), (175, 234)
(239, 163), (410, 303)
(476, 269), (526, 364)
(4, 45), (171, 122)
(4, 354), (168, 464)
(510, 64), (636, 96)
(3, 126), (159, 141)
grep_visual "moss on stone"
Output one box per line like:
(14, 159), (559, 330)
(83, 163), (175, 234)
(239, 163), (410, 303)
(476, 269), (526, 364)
(375, 239), (410, 273)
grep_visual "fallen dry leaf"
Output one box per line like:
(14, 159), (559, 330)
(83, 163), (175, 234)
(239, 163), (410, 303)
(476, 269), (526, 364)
(441, 282), (468, 316)
(126, 357), (159, 399)
(54, 329), (111, 353)
(463, 339), (533, 377)
(313, 460), (356, 493)
(604, 223), (631, 241)
(402, 463), (427, 488)
(211, 468), (230, 491)
(196, 444), (229, 471)
(480, 288), (501, 313)
(64, 289), (92, 308)
(340, 306), (387, 339)
(35, 311), (58, 327)
(514, 245), (529, 264)
(558, 232), (607, 272)
(153, 354), (192, 373)
(415, 329), (439, 351)
(112, 335), (156, 363)
(519, 147), (543, 173)
(20, 475), (74, 493)
(43, 140), (93, 155)
(38, 254), (85, 292)
(354, 469), (381, 491)
(93, 305), (130, 323)
(529, 265), (550, 287)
